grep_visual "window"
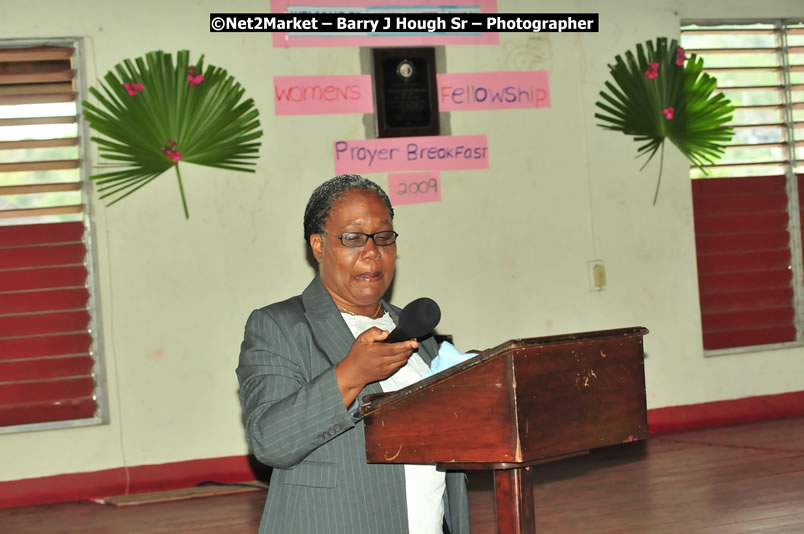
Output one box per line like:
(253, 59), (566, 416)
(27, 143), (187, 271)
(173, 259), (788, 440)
(0, 40), (106, 432)
(681, 22), (804, 353)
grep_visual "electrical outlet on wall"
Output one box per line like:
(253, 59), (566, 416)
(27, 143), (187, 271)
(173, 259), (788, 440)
(587, 259), (606, 291)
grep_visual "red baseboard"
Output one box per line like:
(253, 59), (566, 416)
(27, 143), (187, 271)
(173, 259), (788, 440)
(2, 390), (803, 509)
(647, 389), (804, 434)
(0, 455), (256, 509)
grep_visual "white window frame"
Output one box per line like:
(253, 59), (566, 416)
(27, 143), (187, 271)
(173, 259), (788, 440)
(0, 37), (108, 434)
(681, 19), (804, 357)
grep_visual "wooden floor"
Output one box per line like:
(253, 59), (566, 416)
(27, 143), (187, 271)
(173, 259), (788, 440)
(3, 416), (803, 533)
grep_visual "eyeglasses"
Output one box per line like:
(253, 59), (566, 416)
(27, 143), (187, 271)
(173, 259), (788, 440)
(332, 231), (399, 248)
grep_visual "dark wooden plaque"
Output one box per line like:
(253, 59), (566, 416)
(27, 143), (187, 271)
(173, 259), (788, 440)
(372, 47), (440, 138)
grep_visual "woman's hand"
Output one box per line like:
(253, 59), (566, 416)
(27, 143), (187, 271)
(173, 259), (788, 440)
(335, 327), (418, 406)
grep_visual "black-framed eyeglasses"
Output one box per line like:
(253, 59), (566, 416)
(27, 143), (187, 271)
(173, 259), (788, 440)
(332, 231), (399, 248)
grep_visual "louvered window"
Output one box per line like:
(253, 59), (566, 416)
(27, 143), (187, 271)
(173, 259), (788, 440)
(681, 22), (804, 352)
(0, 41), (105, 432)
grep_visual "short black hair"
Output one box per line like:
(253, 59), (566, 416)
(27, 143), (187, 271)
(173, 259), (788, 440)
(303, 174), (394, 244)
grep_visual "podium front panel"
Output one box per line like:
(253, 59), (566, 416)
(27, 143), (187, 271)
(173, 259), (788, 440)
(363, 354), (520, 464)
(514, 333), (648, 458)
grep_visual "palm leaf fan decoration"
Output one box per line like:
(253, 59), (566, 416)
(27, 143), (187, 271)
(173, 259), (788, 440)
(595, 37), (734, 204)
(83, 50), (262, 218)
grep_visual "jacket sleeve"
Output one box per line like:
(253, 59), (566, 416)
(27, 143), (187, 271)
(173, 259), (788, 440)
(236, 308), (356, 469)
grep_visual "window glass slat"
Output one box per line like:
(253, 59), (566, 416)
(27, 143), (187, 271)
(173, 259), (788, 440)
(0, 93), (77, 105)
(703, 326), (796, 350)
(0, 377), (95, 405)
(0, 242), (86, 269)
(0, 288), (89, 315)
(0, 116), (76, 127)
(0, 70), (75, 86)
(699, 271), (793, 293)
(0, 159), (79, 173)
(695, 231), (790, 254)
(0, 265), (87, 292)
(0, 47), (73, 62)
(0, 398), (96, 427)
(702, 307), (794, 331)
(0, 138), (78, 150)
(700, 287), (794, 314)
(0, 310), (90, 338)
(696, 250), (792, 274)
(692, 190), (788, 214)
(0, 182), (81, 195)
(0, 82), (73, 97)
(0, 333), (92, 361)
(0, 204), (83, 221)
(0, 221), (84, 246)
(0, 356), (94, 383)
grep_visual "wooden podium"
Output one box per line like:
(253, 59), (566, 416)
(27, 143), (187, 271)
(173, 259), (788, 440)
(361, 326), (649, 534)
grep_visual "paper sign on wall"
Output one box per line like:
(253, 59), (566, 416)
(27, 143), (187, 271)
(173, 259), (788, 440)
(437, 71), (551, 111)
(388, 172), (441, 205)
(274, 75), (374, 115)
(333, 135), (488, 174)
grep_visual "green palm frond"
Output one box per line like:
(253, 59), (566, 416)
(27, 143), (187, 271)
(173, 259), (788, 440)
(595, 37), (734, 204)
(83, 50), (263, 218)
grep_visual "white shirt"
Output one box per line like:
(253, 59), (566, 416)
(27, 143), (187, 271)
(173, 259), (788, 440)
(341, 311), (446, 534)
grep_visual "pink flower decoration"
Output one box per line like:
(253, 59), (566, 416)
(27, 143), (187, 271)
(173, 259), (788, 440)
(662, 107), (674, 120)
(645, 63), (659, 79)
(186, 65), (204, 87)
(124, 82), (144, 96)
(676, 47), (687, 66)
(161, 140), (181, 162)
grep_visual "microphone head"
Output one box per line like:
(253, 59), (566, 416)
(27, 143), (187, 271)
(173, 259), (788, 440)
(397, 297), (441, 339)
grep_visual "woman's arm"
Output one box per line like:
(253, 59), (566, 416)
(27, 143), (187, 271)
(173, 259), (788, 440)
(236, 308), (355, 469)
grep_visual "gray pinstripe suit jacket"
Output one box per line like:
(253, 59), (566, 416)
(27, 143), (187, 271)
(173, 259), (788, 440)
(237, 276), (470, 534)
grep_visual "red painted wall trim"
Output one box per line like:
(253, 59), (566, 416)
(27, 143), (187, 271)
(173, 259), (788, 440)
(647, 389), (804, 435)
(0, 455), (256, 509)
(0, 467), (126, 509)
(2, 390), (803, 509)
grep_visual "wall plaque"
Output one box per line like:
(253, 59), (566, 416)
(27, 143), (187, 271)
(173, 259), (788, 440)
(372, 47), (439, 138)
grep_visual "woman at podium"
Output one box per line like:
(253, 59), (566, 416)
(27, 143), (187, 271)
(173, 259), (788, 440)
(237, 174), (470, 534)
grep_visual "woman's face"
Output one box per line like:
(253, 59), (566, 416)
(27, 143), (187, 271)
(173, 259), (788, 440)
(310, 189), (397, 312)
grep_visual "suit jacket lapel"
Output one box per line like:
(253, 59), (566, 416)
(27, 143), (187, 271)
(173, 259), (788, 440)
(303, 275), (355, 368)
(303, 276), (385, 396)
(417, 335), (438, 367)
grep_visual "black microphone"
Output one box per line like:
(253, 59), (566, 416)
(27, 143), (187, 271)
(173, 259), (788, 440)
(382, 297), (441, 343)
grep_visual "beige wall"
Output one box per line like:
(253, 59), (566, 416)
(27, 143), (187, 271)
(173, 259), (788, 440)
(1, 0), (802, 482)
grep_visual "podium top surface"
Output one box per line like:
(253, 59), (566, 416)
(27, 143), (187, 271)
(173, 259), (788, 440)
(362, 326), (648, 416)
